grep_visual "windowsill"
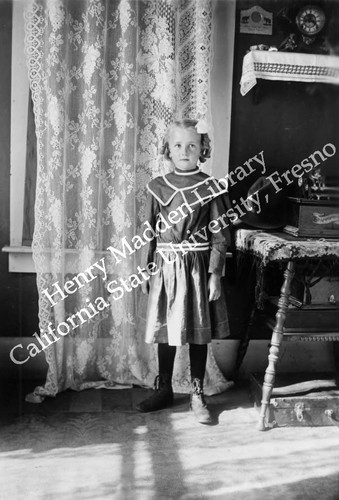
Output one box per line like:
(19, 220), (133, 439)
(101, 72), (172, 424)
(2, 246), (234, 274)
(2, 246), (35, 273)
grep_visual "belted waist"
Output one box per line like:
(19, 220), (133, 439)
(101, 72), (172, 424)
(156, 242), (210, 252)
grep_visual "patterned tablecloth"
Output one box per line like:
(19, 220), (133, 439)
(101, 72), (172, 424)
(235, 229), (339, 267)
(240, 50), (339, 96)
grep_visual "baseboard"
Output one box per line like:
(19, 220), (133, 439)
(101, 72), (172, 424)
(0, 337), (48, 379)
(0, 337), (335, 381)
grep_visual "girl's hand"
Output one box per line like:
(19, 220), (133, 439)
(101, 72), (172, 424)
(208, 273), (221, 302)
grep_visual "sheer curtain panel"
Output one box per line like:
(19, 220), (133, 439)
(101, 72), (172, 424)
(24, 0), (230, 401)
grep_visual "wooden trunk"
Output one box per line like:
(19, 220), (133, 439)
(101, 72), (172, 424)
(285, 197), (339, 238)
(250, 373), (339, 427)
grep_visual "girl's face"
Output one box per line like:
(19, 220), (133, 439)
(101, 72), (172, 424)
(168, 126), (202, 171)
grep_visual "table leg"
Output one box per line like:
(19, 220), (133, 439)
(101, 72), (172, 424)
(257, 260), (295, 431)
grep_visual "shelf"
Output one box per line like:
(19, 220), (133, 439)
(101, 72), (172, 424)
(240, 50), (339, 96)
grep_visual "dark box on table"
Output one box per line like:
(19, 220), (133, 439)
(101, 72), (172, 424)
(285, 197), (339, 238)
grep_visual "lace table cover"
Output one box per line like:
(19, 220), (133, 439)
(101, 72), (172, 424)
(240, 50), (339, 96)
(236, 229), (339, 267)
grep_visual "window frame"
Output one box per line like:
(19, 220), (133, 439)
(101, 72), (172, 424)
(2, 0), (34, 272)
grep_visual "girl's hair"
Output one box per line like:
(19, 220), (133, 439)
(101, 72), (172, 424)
(160, 119), (211, 163)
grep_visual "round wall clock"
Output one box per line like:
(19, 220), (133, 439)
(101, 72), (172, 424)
(296, 5), (326, 36)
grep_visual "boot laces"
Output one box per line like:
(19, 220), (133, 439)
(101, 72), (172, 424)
(153, 375), (160, 391)
(192, 378), (204, 395)
(153, 374), (172, 391)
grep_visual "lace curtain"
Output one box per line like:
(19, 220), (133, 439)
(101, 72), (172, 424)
(24, 0), (230, 401)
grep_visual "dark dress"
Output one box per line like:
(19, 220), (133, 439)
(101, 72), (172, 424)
(139, 169), (231, 346)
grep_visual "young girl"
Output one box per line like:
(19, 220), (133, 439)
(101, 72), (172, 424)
(137, 119), (230, 424)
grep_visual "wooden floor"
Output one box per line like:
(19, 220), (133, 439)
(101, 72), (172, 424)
(1, 377), (339, 500)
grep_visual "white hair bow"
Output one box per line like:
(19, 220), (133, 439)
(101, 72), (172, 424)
(195, 118), (210, 134)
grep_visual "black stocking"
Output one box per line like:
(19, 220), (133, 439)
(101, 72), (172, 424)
(189, 343), (208, 381)
(158, 343), (176, 377)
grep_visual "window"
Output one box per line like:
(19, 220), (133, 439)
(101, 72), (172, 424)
(3, 0), (35, 272)
(4, 0), (236, 273)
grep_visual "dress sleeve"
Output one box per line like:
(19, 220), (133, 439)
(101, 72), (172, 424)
(139, 190), (160, 270)
(208, 192), (231, 276)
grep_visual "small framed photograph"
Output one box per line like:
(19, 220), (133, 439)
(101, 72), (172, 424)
(240, 6), (273, 35)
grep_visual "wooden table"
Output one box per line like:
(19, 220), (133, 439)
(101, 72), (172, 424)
(235, 229), (339, 430)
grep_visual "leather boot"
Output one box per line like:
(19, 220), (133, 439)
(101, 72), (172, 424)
(190, 378), (213, 424)
(136, 374), (173, 412)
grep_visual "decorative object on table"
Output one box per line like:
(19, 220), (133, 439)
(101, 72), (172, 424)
(296, 4), (326, 44)
(249, 44), (268, 51)
(289, 163), (339, 238)
(278, 33), (298, 52)
(298, 166), (326, 199)
(240, 6), (273, 35)
(308, 167), (326, 194)
(249, 44), (278, 52)
(277, 3), (329, 54)
(285, 197), (339, 238)
(296, 4), (328, 53)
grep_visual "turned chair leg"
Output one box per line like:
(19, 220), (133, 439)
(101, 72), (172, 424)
(257, 260), (295, 431)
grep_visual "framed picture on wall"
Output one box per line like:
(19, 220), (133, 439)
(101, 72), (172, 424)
(240, 5), (273, 35)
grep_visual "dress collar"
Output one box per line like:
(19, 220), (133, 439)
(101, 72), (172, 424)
(174, 167), (200, 176)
